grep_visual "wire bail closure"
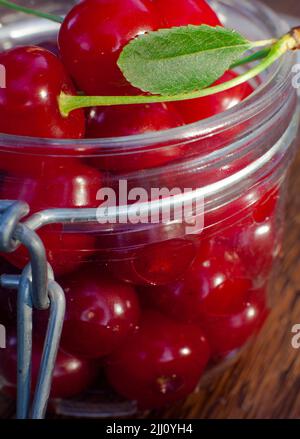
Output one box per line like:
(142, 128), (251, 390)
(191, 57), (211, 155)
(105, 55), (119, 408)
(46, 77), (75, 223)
(0, 200), (66, 419)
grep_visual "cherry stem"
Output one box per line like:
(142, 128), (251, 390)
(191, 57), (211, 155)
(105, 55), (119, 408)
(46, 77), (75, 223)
(231, 47), (271, 68)
(59, 31), (298, 117)
(0, 0), (63, 23)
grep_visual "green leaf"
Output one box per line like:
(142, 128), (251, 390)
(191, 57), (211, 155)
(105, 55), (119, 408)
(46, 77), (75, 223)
(118, 25), (252, 95)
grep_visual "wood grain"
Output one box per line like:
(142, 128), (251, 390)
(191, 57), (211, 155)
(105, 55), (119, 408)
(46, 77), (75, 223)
(0, 0), (300, 420)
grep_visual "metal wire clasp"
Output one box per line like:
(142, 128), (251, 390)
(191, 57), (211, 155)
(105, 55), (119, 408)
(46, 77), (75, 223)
(0, 201), (66, 419)
(0, 201), (49, 310)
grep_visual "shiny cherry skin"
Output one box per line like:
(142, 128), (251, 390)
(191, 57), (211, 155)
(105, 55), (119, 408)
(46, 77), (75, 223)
(105, 311), (210, 409)
(108, 239), (197, 286)
(2, 230), (97, 277)
(0, 331), (97, 399)
(175, 71), (255, 124)
(202, 288), (269, 359)
(0, 159), (103, 210)
(223, 218), (277, 282)
(157, 0), (222, 27)
(58, 0), (160, 95)
(85, 103), (185, 172)
(58, 0), (222, 95)
(217, 187), (280, 281)
(0, 162), (102, 276)
(140, 240), (252, 321)
(0, 46), (84, 138)
(86, 103), (184, 138)
(202, 182), (268, 237)
(0, 150), (82, 180)
(59, 268), (140, 359)
(0, 161), (102, 211)
(252, 187), (280, 223)
(0, 46), (85, 177)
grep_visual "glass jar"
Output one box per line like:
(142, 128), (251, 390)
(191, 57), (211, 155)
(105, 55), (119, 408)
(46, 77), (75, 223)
(0, 0), (299, 418)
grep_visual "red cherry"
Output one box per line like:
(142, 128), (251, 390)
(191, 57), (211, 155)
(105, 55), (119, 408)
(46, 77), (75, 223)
(252, 187), (280, 223)
(186, 243), (253, 315)
(38, 163), (103, 210)
(140, 240), (252, 321)
(216, 188), (280, 281)
(58, 0), (222, 96)
(223, 218), (277, 282)
(175, 71), (254, 124)
(0, 162), (103, 215)
(108, 239), (197, 286)
(86, 103), (184, 138)
(85, 103), (185, 172)
(0, 161), (102, 210)
(0, 163), (102, 275)
(157, 0), (221, 27)
(0, 331), (97, 399)
(58, 0), (160, 95)
(105, 311), (210, 409)
(202, 288), (269, 358)
(2, 230), (97, 277)
(0, 46), (85, 178)
(0, 151), (82, 179)
(58, 268), (140, 359)
(0, 46), (84, 138)
(203, 184), (263, 234)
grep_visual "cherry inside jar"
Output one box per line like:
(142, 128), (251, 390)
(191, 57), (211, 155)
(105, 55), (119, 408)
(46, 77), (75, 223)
(0, 0), (299, 417)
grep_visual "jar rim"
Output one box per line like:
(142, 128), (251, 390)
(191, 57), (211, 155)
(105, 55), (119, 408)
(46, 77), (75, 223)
(0, 0), (297, 155)
(22, 111), (298, 235)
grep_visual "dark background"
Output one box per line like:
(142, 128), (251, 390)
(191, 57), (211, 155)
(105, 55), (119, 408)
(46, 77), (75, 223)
(1, 0), (300, 419)
(263, 0), (299, 16)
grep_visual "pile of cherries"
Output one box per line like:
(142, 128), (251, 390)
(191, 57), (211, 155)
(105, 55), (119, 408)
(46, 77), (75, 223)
(0, 0), (277, 410)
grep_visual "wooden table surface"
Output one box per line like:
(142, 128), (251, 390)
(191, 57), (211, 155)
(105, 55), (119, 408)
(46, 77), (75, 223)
(1, 0), (300, 420)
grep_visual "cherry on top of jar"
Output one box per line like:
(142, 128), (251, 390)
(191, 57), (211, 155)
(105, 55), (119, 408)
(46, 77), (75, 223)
(0, 0), (297, 160)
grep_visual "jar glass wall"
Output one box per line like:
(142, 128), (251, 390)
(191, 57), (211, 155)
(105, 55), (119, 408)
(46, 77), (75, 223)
(0, 0), (299, 417)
